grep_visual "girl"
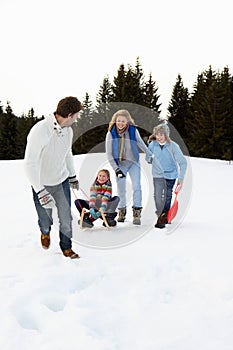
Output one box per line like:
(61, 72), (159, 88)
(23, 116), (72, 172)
(75, 169), (119, 228)
(105, 109), (150, 225)
(146, 123), (187, 228)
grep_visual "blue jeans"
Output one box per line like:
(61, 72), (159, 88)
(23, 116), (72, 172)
(32, 178), (73, 251)
(153, 178), (176, 215)
(116, 161), (142, 209)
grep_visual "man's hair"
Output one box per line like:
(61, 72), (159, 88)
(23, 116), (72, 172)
(54, 96), (82, 118)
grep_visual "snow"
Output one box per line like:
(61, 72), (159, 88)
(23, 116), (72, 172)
(1, 154), (233, 350)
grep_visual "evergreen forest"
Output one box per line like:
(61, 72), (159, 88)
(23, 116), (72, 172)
(0, 58), (232, 161)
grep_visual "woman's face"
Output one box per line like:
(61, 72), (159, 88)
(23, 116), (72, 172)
(116, 115), (128, 130)
(97, 171), (109, 184)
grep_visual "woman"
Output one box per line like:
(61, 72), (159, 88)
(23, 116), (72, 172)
(105, 109), (149, 225)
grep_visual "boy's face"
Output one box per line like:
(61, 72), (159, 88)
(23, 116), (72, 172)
(155, 132), (166, 144)
(97, 171), (109, 184)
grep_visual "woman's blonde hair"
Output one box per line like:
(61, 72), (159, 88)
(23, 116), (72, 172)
(108, 109), (136, 131)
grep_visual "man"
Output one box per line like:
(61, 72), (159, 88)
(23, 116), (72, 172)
(24, 96), (82, 259)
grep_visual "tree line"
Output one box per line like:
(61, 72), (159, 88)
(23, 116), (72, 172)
(0, 57), (232, 161)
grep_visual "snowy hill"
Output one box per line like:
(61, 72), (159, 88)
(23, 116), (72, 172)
(0, 154), (233, 350)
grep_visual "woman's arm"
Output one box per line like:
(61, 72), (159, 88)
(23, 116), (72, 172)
(105, 131), (118, 170)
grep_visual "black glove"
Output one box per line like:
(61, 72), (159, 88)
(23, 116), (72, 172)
(115, 168), (125, 178)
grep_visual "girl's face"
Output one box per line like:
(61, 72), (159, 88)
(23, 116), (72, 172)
(116, 115), (128, 130)
(155, 132), (166, 144)
(97, 171), (109, 184)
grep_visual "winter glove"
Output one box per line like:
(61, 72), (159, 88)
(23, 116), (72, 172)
(147, 155), (154, 164)
(69, 176), (79, 190)
(89, 208), (101, 219)
(146, 150), (154, 164)
(37, 188), (56, 209)
(176, 179), (183, 192)
(115, 168), (125, 178)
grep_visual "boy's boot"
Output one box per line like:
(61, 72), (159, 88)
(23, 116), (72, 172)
(132, 207), (142, 225)
(154, 212), (167, 229)
(117, 208), (126, 222)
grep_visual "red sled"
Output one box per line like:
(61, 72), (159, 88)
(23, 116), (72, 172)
(167, 187), (179, 224)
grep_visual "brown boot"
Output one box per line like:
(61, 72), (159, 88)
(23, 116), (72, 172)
(154, 212), (167, 229)
(62, 249), (80, 259)
(41, 233), (50, 249)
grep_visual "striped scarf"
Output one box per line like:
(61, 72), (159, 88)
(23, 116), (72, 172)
(117, 126), (128, 163)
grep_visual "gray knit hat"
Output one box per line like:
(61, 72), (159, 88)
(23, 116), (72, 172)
(149, 122), (171, 142)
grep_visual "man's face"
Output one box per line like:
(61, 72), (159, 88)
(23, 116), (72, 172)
(61, 112), (79, 127)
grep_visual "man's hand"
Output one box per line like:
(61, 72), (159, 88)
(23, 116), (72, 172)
(69, 176), (79, 190)
(37, 188), (56, 209)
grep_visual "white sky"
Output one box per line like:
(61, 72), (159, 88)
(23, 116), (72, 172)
(0, 0), (232, 117)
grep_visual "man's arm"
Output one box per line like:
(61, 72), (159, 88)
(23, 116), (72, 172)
(24, 124), (45, 193)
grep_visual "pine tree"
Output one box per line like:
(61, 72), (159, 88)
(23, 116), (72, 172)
(17, 109), (38, 158)
(142, 72), (161, 113)
(72, 93), (96, 154)
(0, 100), (3, 114)
(95, 76), (113, 124)
(96, 76), (113, 106)
(217, 67), (233, 160)
(0, 101), (19, 159)
(111, 58), (144, 104)
(168, 74), (191, 142)
(111, 64), (127, 101)
(187, 66), (231, 159)
(125, 58), (144, 104)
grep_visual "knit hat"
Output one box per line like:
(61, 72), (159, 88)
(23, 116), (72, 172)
(149, 122), (171, 142)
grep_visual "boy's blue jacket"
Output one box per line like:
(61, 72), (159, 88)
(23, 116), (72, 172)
(146, 141), (187, 179)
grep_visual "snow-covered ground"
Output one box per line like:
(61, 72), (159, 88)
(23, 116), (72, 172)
(1, 154), (233, 350)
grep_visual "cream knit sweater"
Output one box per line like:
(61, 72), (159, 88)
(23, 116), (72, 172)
(24, 115), (76, 193)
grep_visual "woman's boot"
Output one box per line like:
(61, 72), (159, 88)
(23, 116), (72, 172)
(132, 207), (142, 225)
(117, 208), (126, 222)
